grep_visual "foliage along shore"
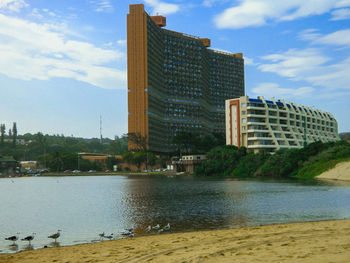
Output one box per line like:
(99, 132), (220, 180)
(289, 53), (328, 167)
(195, 140), (350, 180)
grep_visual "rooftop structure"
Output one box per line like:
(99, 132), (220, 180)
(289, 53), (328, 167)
(226, 96), (340, 153)
(127, 4), (245, 153)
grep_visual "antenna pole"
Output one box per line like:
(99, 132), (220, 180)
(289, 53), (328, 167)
(100, 115), (102, 144)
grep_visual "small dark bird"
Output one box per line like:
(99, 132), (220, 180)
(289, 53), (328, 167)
(48, 230), (61, 242)
(5, 234), (19, 245)
(21, 233), (35, 245)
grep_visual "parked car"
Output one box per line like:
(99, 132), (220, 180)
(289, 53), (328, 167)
(64, 170), (72, 173)
(88, 170), (96, 173)
(72, 170), (81, 173)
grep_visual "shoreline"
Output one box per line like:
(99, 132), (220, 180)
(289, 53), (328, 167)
(1, 219), (350, 262)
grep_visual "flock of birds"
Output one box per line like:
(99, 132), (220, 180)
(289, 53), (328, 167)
(4, 224), (171, 247)
(100, 223), (171, 240)
(5, 230), (61, 246)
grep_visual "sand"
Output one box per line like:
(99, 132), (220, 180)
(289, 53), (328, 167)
(1, 219), (350, 263)
(317, 161), (350, 181)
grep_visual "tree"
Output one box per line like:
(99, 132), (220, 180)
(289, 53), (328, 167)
(36, 132), (47, 167)
(132, 152), (147, 171)
(106, 156), (120, 171)
(0, 124), (5, 145)
(47, 151), (64, 172)
(127, 132), (148, 152)
(122, 152), (134, 166)
(12, 122), (17, 147)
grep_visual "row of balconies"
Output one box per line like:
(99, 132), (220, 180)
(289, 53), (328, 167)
(246, 112), (335, 125)
(246, 106), (334, 121)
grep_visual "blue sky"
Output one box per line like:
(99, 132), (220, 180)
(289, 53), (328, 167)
(0, 0), (349, 138)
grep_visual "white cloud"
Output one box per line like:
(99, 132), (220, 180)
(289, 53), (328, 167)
(117, 39), (126, 46)
(0, 14), (126, 89)
(259, 49), (330, 79)
(214, 0), (350, 29)
(144, 0), (179, 15)
(331, 8), (350, 20)
(90, 0), (114, 13)
(258, 48), (350, 91)
(202, 0), (229, 8)
(314, 29), (350, 46)
(0, 0), (27, 12)
(252, 82), (315, 99)
(298, 29), (322, 41)
(299, 28), (350, 47)
(244, 56), (258, 66)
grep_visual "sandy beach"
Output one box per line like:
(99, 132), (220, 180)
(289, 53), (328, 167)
(1, 219), (350, 263)
(317, 161), (350, 181)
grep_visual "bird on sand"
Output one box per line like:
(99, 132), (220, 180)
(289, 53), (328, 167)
(121, 231), (132, 236)
(105, 233), (114, 240)
(21, 233), (35, 245)
(145, 225), (151, 232)
(5, 234), (19, 245)
(125, 227), (134, 233)
(164, 223), (170, 231)
(99, 232), (105, 240)
(153, 224), (160, 230)
(48, 230), (61, 242)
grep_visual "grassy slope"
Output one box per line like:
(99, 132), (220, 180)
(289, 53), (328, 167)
(295, 157), (350, 179)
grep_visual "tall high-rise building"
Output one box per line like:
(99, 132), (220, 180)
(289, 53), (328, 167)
(127, 4), (245, 153)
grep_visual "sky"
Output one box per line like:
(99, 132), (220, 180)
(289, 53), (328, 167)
(0, 0), (349, 138)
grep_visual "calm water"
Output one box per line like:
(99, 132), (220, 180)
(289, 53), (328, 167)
(0, 175), (350, 253)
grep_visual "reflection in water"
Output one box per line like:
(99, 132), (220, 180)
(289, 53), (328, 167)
(0, 175), (349, 253)
(8, 244), (18, 252)
(23, 244), (33, 251)
(49, 242), (60, 247)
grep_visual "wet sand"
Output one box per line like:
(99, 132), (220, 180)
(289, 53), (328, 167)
(1, 219), (350, 263)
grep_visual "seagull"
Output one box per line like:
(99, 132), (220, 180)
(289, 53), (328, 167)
(164, 223), (170, 231)
(105, 233), (114, 240)
(125, 227), (134, 233)
(121, 231), (132, 236)
(21, 233), (35, 245)
(99, 232), (105, 240)
(158, 229), (164, 234)
(48, 230), (61, 242)
(5, 234), (19, 245)
(145, 226), (151, 232)
(128, 233), (134, 238)
(153, 224), (160, 230)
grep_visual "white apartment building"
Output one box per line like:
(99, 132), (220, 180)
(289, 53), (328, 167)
(226, 96), (340, 153)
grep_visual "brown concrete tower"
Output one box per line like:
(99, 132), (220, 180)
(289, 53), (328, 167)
(127, 4), (149, 150)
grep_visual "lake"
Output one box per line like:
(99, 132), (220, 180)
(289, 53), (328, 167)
(0, 175), (350, 253)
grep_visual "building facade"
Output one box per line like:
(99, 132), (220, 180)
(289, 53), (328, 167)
(127, 4), (245, 153)
(226, 96), (340, 153)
